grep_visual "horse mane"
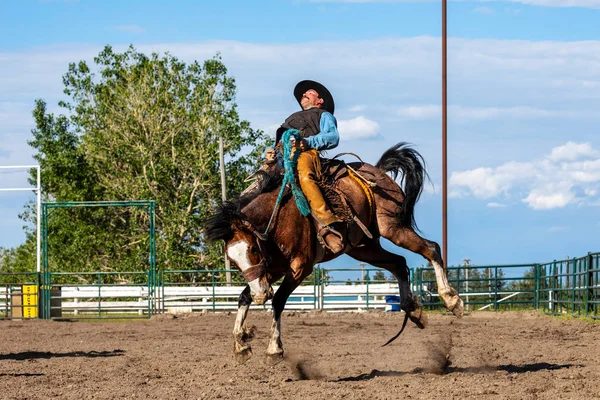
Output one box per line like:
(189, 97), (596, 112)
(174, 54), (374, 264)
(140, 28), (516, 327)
(205, 168), (284, 243)
(204, 201), (241, 243)
(239, 168), (284, 208)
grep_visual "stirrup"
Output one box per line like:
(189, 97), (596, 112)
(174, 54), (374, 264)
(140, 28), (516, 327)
(317, 225), (344, 254)
(318, 225), (343, 240)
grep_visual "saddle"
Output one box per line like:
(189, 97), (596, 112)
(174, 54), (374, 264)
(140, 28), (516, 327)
(318, 157), (353, 222)
(242, 152), (375, 244)
(318, 156), (375, 242)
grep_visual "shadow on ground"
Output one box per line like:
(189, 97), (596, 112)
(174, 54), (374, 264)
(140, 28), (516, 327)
(334, 363), (581, 382)
(0, 349), (125, 361)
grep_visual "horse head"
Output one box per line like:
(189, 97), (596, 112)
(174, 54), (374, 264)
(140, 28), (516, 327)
(204, 201), (274, 305)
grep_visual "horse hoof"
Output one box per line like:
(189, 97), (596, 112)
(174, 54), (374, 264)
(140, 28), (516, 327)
(265, 351), (284, 366)
(242, 325), (257, 341)
(409, 308), (428, 329)
(448, 297), (464, 318)
(234, 346), (253, 365)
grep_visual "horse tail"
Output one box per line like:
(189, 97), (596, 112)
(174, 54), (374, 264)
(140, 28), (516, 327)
(375, 142), (429, 231)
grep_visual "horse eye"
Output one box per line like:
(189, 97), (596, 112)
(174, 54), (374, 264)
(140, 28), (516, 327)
(250, 246), (259, 255)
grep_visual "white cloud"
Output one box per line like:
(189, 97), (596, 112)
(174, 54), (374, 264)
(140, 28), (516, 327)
(523, 190), (576, 209)
(398, 105), (440, 119)
(348, 105), (367, 112)
(397, 105), (599, 122)
(109, 25), (146, 34)
(547, 141), (599, 162)
(1, 37), (599, 178)
(337, 116), (380, 140)
(451, 142), (600, 210)
(309, 0), (600, 9)
(487, 202), (508, 208)
(450, 167), (506, 199)
(511, 0), (600, 7)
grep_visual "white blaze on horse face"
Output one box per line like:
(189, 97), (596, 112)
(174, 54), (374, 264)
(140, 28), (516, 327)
(226, 241), (264, 296)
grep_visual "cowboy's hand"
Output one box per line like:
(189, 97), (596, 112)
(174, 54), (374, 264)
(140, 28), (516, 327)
(265, 148), (276, 164)
(294, 139), (308, 151)
(299, 139), (308, 151)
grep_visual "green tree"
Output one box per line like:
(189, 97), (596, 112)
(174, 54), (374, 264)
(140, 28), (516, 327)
(417, 261), (437, 293)
(372, 270), (387, 282)
(11, 45), (269, 280)
(304, 265), (328, 285)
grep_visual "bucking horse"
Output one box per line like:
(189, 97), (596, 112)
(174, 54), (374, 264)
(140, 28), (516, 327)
(204, 141), (464, 365)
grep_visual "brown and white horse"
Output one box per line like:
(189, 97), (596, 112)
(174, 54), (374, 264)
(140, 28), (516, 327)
(205, 143), (463, 365)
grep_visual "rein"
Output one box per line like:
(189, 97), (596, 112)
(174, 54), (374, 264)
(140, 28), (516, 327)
(264, 129), (311, 235)
(238, 220), (270, 282)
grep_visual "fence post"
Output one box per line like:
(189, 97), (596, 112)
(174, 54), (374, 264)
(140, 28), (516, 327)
(365, 270), (370, 310)
(588, 253), (594, 315)
(571, 257), (576, 316)
(415, 268), (422, 304)
(319, 268), (324, 311)
(534, 264), (540, 310)
(97, 272), (102, 318)
(211, 273), (216, 312)
(313, 268), (317, 310)
(494, 267), (499, 311)
(552, 261), (558, 313)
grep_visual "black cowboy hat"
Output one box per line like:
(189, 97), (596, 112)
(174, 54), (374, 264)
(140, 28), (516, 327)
(293, 80), (335, 115)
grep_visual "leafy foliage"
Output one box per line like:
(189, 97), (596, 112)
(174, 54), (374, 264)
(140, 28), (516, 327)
(3, 46), (269, 280)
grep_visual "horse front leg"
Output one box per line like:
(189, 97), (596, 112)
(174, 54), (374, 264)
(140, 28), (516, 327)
(233, 285), (255, 364)
(265, 264), (309, 365)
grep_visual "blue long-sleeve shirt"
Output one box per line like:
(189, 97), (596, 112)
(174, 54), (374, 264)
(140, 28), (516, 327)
(268, 110), (340, 156)
(304, 111), (339, 151)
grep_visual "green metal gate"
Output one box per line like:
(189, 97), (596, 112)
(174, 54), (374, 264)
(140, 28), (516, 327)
(40, 200), (156, 319)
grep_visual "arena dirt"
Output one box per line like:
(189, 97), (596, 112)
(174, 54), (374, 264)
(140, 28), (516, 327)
(1, 311), (599, 399)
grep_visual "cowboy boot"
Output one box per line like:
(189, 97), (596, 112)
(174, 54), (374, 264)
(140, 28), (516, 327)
(318, 222), (345, 254)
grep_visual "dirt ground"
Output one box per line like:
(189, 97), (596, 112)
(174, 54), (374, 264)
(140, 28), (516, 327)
(0, 311), (599, 400)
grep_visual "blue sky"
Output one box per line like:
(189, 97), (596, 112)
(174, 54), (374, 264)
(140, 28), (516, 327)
(1, 0), (599, 277)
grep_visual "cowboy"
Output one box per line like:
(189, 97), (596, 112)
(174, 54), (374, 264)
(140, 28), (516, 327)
(267, 80), (344, 254)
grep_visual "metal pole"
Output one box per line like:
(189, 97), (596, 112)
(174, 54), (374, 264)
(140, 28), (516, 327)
(442, 0), (448, 268)
(36, 166), (41, 273)
(219, 136), (232, 284)
(464, 258), (470, 311)
(0, 165), (41, 273)
(361, 261), (365, 282)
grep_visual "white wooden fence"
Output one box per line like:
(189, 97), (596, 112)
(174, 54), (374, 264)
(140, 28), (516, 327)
(1, 283), (406, 317)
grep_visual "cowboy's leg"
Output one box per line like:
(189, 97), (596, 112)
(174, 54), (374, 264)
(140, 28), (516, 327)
(233, 285), (255, 364)
(297, 150), (340, 226)
(297, 150), (344, 253)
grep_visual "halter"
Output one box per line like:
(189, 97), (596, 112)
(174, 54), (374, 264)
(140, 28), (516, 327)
(236, 220), (270, 282)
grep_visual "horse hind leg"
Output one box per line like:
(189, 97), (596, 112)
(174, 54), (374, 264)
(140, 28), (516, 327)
(379, 222), (464, 317)
(346, 240), (428, 329)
